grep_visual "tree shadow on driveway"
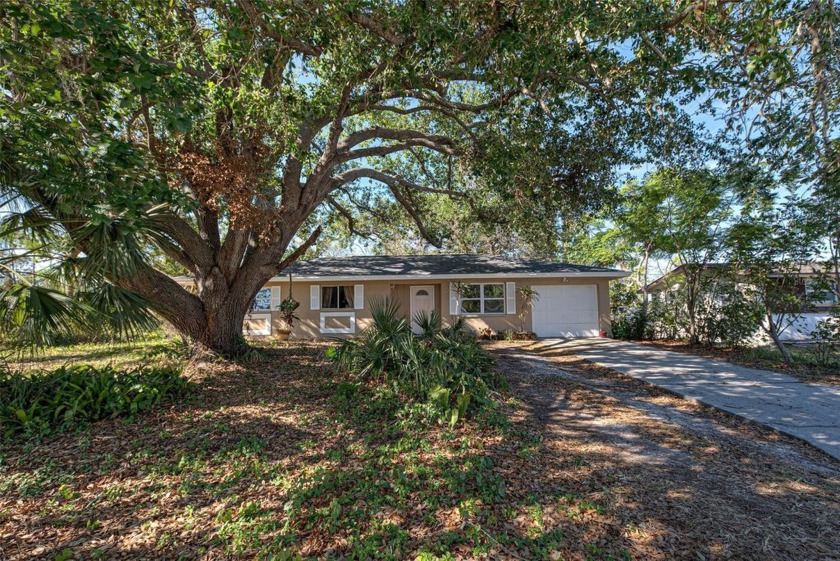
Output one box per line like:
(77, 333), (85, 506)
(490, 341), (840, 560)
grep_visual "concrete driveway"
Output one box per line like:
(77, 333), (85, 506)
(534, 338), (840, 461)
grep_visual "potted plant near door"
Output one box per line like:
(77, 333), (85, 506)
(276, 296), (299, 341)
(275, 273), (300, 341)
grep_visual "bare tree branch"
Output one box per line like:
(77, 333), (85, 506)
(336, 167), (464, 197)
(338, 126), (457, 151)
(276, 226), (323, 272)
(387, 186), (442, 247)
(340, 139), (459, 164)
(326, 195), (366, 238)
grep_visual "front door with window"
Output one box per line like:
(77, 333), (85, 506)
(410, 285), (436, 334)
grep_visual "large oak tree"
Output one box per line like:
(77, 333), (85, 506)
(0, 0), (777, 355)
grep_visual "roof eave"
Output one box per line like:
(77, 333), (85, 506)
(268, 271), (631, 282)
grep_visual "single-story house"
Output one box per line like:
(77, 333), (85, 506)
(644, 262), (838, 340)
(241, 254), (629, 339)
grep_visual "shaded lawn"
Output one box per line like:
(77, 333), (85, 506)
(0, 340), (629, 560)
(2, 339), (840, 560)
(489, 340), (840, 560)
(638, 340), (840, 385)
(1, 332), (186, 372)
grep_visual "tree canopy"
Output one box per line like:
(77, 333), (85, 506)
(1, 0), (835, 355)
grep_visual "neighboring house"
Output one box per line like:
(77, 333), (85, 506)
(643, 263), (732, 295)
(645, 263), (838, 341)
(228, 254), (629, 339)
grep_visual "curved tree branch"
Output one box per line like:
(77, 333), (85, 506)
(336, 167), (464, 197)
(387, 186), (442, 247)
(339, 139), (459, 164)
(338, 126), (458, 152)
(276, 226), (323, 273)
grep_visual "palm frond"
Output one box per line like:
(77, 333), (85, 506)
(0, 206), (61, 245)
(368, 297), (409, 338)
(413, 309), (442, 337)
(78, 283), (159, 340)
(0, 283), (92, 348)
(73, 216), (148, 279)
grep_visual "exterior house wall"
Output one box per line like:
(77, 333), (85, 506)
(439, 277), (611, 336)
(765, 313), (834, 342)
(250, 276), (613, 339)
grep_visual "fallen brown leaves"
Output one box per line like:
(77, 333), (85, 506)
(1, 340), (839, 560)
(488, 340), (840, 560)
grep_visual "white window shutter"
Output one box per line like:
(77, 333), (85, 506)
(354, 284), (364, 310)
(310, 285), (320, 310)
(506, 282), (516, 315)
(270, 286), (282, 309)
(449, 284), (460, 315)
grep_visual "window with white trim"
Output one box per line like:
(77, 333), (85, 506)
(459, 283), (505, 314)
(321, 285), (355, 310)
(250, 287), (272, 311)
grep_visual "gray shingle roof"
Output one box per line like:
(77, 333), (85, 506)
(283, 254), (627, 279)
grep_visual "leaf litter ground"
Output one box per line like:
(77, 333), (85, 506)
(1, 339), (839, 560)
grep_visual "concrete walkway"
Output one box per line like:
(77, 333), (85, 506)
(533, 338), (840, 461)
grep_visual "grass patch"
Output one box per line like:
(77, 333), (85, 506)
(740, 344), (839, 369)
(1, 330), (187, 372)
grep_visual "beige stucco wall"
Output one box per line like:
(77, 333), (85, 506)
(256, 276), (614, 340)
(439, 277), (612, 336)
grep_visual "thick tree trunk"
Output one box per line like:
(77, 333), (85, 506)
(166, 287), (259, 358)
(106, 209), (317, 357)
(112, 260), (270, 358)
(166, 309), (247, 358)
(192, 304), (248, 358)
(184, 266), (273, 358)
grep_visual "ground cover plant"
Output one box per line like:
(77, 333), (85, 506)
(0, 339), (604, 560)
(0, 363), (189, 437)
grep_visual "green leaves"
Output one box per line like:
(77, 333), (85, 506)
(0, 280), (161, 350)
(3, 0), (831, 353)
(0, 364), (189, 438)
(78, 283), (159, 340)
(0, 284), (91, 348)
(331, 297), (495, 425)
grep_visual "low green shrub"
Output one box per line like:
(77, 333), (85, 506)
(741, 344), (838, 369)
(0, 364), (190, 437)
(328, 298), (498, 425)
(811, 312), (840, 367)
(612, 311), (648, 340)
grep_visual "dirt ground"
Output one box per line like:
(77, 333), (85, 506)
(487, 340), (840, 560)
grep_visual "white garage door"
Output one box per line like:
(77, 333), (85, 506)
(531, 284), (599, 337)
